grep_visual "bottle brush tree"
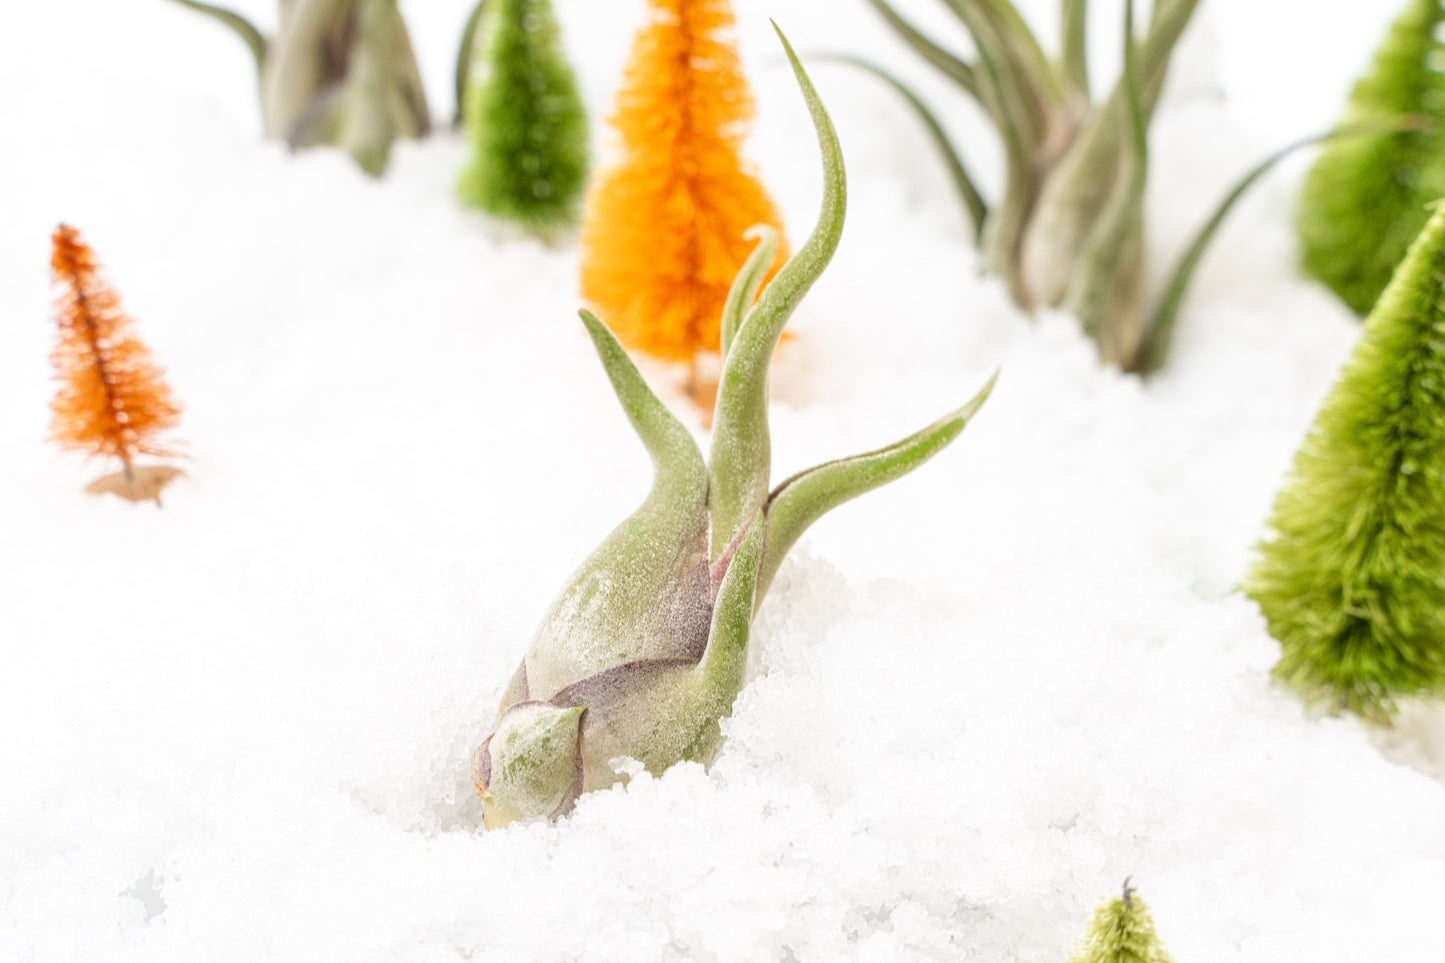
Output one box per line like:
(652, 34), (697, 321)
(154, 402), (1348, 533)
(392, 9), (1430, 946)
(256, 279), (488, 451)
(1297, 0), (1445, 317)
(161, 0), (430, 176)
(470, 29), (996, 829)
(1067, 880), (1176, 963)
(1245, 202), (1445, 723)
(843, 0), (1342, 373)
(457, 0), (590, 235)
(579, 0), (790, 384)
(49, 225), (185, 506)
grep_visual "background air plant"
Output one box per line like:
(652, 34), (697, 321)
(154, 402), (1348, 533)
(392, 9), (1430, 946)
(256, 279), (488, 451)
(1297, 0), (1445, 317)
(161, 0), (430, 175)
(471, 28), (996, 829)
(842, 0), (1323, 373)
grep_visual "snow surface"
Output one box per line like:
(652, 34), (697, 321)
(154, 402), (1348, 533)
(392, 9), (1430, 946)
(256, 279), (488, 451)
(3, 0), (1444, 960)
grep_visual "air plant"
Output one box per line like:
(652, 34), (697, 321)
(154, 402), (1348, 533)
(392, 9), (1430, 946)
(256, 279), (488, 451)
(470, 28), (997, 829)
(841, 0), (1335, 373)
(160, 0), (430, 176)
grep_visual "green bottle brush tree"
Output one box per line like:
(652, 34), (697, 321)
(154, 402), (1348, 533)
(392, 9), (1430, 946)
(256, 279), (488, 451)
(457, 0), (589, 235)
(470, 27), (996, 829)
(1246, 202), (1445, 724)
(161, 0), (430, 176)
(839, 0), (1347, 373)
(1067, 880), (1176, 963)
(1297, 0), (1445, 317)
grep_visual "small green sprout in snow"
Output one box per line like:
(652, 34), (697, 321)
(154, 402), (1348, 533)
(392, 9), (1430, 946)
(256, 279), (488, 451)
(1067, 879), (1176, 963)
(470, 27), (996, 830)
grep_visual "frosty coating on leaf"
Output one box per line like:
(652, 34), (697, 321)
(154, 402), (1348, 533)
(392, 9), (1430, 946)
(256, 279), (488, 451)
(471, 26), (997, 830)
(1297, 0), (1445, 316)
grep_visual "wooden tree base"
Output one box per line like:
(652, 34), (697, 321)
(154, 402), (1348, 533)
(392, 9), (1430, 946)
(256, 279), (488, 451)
(85, 465), (185, 506)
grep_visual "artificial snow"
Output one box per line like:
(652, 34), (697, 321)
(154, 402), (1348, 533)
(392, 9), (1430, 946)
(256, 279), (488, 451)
(2, 0), (1442, 960)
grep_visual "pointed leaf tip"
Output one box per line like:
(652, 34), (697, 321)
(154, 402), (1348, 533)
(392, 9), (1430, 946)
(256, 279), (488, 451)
(708, 26), (847, 560)
(756, 370), (997, 599)
(720, 225), (780, 360)
(579, 309), (706, 500)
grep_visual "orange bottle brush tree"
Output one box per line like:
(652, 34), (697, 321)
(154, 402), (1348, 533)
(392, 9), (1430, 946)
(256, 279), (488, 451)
(580, 0), (790, 401)
(49, 225), (185, 505)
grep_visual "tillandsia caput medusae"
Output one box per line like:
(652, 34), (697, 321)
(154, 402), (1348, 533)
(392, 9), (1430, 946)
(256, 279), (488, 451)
(160, 0), (431, 175)
(471, 27), (997, 830)
(839, 0), (1369, 373)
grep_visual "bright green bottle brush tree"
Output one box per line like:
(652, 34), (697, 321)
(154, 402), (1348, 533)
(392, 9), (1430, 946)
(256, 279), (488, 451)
(470, 28), (996, 829)
(1247, 202), (1445, 723)
(1297, 0), (1445, 317)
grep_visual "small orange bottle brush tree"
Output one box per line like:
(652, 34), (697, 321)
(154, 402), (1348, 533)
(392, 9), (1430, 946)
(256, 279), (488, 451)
(580, 0), (790, 395)
(49, 225), (185, 505)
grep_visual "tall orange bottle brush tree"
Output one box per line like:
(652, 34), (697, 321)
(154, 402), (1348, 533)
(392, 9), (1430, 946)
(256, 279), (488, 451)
(49, 225), (185, 505)
(580, 0), (789, 394)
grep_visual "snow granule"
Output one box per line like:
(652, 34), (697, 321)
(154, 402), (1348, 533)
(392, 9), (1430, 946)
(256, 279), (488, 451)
(2, 1), (1441, 960)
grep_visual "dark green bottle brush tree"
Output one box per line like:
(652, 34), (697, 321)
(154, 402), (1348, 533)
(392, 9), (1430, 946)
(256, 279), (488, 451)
(468, 28), (996, 829)
(1067, 880), (1176, 963)
(457, 0), (590, 236)
(1246, 202), (1445, 724)
(1297, 0), (1445, 317)
(161, 0), (431, 176)
(840, 0), (1347, 373)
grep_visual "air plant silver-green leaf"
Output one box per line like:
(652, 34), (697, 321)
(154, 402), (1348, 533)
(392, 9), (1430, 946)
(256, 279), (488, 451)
(470, 26), (997, 830)
(812, 55), (988, 241)
(161, 0), (430, 176)
(453, 0), (489, 127)
(163, 0), (268, 68)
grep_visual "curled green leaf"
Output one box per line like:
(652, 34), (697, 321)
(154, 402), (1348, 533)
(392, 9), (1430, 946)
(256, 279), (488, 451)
(163, 0), (268, 71)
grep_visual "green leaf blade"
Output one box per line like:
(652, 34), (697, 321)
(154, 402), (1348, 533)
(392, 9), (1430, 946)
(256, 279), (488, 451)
(707, 24), (847, 561)
(817, 54), (988, 241)
(757, 372), (997, 598)
(163, 0), (268, 71)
